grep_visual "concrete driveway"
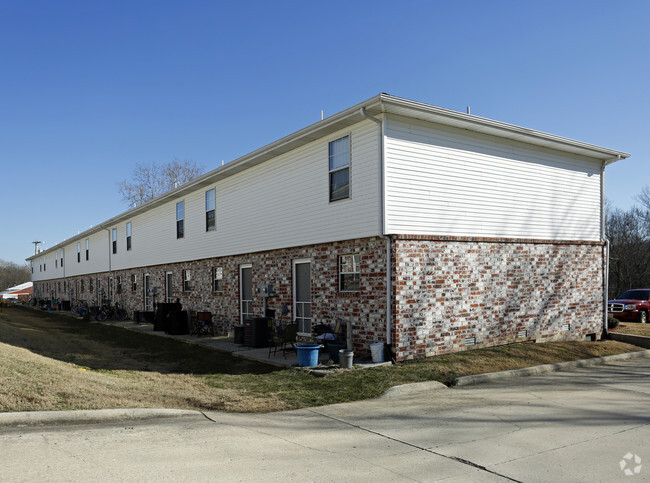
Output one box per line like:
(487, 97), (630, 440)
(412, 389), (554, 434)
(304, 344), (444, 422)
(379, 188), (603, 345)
(1, 357), (648, 482)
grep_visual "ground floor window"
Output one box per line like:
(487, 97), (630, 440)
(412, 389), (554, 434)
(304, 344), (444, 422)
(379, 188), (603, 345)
(182, 270), (191, 292)
(213, 267), (223, 292)
(339, 254), (361, 292)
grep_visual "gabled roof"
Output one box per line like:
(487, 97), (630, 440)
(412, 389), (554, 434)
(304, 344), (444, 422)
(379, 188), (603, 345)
(0, 282), (33, 294)
(27, 94), (629, 261)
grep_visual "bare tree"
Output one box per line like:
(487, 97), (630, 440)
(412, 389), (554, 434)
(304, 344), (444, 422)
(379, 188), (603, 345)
(636, 185), (650, 213)
(607, 205), (650, 298)
(118, 158), (204, 207)
(0, 260), (31, 290)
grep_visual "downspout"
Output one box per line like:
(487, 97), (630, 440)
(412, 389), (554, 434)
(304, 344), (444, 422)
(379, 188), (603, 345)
(601, 162), (608, 338)
(104, 228), (113, 305)
(360, 107), (395, 362)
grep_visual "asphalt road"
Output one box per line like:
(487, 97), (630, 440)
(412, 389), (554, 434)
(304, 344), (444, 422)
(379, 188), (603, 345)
(1, 357), (649, 482)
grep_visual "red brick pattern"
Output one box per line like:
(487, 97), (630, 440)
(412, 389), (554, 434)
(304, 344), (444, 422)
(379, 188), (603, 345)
(33, 236), (606, 362)
(35, 237), (389, 356)
(393, 239), (605, 360)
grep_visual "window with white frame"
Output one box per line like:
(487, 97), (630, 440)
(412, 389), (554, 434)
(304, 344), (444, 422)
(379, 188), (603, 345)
(213, 266), (223, 292)
(85, 239), (89, 260)
(126, 222), (132, 251)
(112, 228), (117, 254)
(339, 254), (361, 292)
(77, 242), (81, 263)
(182, 269), (191, 292)
(176, 201), (184, 239)
(329, 135), (350, 202)
(60, 249), (64, 267)
(131, 274), (137, 292)
(206, 188), (216, 232)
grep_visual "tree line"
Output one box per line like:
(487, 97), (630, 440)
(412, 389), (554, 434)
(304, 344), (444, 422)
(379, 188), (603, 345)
(0, 260), (30, 291)
(607, 186), (650, 298)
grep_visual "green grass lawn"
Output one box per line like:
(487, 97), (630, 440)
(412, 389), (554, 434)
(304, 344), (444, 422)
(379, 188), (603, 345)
(0, 305), (644, 413)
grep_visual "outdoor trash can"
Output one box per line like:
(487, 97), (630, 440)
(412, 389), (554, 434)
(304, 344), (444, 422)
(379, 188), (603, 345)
(296, 344), (321, 367)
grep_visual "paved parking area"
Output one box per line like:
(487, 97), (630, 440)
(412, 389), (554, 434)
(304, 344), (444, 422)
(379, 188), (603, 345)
(1, 356), (648, 482)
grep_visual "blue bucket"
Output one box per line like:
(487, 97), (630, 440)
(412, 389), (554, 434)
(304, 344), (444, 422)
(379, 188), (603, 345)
(296, 344), (321, 367)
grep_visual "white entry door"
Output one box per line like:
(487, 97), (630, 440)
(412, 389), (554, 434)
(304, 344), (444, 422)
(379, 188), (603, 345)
(293, 259), (311, 335)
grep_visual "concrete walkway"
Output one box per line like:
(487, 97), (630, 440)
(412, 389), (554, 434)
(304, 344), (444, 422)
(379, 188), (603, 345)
(98, 318), (380, 370)
(1, 356), (649, 482)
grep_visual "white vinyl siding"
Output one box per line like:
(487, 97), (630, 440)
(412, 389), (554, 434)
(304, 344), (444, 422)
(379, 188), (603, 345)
(384, 115), (602, 241)
(100, 120), (379, 270)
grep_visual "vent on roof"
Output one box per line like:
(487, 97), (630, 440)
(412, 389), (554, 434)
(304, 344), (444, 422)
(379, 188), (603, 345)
(517, 329), (527, 339)
(464, 336), (476, 347)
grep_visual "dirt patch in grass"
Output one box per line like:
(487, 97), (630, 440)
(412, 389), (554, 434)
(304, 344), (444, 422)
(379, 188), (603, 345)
(0, 306), (644, 413)
(612, 322), (650, 337)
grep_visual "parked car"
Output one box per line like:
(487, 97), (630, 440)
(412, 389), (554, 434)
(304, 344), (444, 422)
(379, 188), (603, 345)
(608, 289), (650, 323)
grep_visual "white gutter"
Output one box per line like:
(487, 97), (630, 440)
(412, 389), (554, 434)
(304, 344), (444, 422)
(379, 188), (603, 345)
(601, 158), (620, 337)
(360, 107), (394, 362)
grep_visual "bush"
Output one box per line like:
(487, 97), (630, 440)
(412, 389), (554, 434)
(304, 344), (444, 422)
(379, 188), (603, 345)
(608, 316), (620, 329)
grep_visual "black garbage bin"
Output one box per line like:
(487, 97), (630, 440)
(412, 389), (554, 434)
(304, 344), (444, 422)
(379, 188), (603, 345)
(154, 303), (181, 331)
(166, 310), (188, 335)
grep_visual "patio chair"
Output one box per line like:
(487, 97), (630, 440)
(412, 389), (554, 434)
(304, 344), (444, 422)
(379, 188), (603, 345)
(268, 323), (298, 359)
(192, 311), (215, 337)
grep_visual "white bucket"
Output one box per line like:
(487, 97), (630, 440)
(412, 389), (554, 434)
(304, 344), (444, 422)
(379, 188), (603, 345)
(370, 342), (384, 363)
(339, 349), (354, 369)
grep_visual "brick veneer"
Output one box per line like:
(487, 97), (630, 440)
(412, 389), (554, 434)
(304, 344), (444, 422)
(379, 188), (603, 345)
(33, 235), (606, 362)
(35, 237), (389, 356)
(392, 237), (606, 360)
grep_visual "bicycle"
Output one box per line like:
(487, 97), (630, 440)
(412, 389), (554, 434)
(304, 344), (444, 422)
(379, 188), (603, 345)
(96, 301), (129, 321)
(71, 299), (89, 318)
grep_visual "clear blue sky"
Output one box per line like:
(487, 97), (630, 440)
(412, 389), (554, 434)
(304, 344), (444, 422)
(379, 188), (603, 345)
(1, 0), (648, 265)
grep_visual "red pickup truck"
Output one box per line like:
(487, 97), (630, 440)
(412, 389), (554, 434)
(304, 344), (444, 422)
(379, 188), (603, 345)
(608, 289), (650, 323)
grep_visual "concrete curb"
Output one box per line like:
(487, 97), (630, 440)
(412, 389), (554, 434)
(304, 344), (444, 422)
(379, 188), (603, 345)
(609, 332), (650, 349)
(453, 349), (650, 387)
(381, 380), (448, 398)
(0, 408), (202, 428)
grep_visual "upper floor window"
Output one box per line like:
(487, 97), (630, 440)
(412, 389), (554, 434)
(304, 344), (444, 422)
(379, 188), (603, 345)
(176, 201), (184, 239)
(60, 249), (64, 267)
(77, 242), (81, 263)
(339, 254), (361, 292)
(329, 135), (350, 202)
(85, 239), (89, 260)
(112, 228), (117, 254)
(213, 266), (223, 292)
(126, 222), (132, 251)
(206, 189), (216, 232)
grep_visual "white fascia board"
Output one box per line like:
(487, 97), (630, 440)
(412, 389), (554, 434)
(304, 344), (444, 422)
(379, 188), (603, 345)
(379, 94), (630, 163)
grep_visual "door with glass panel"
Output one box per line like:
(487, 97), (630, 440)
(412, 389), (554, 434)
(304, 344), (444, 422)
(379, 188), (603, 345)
(144, 274), (152, 311)
(165, 272), (173, 303)
(293, 260), (311, 334)
(240, 264), (253, 323)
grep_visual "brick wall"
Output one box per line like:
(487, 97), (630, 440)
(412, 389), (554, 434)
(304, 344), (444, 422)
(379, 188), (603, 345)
(33, 235), (606, 362)
(393, 237), (605, 360)
(36, 237), (389, 356)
